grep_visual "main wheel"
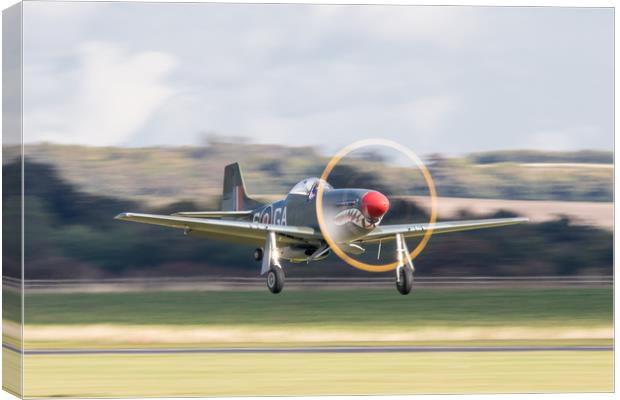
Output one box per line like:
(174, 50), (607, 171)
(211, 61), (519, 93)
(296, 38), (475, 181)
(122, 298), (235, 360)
(253, 248), (264, 261)
(267, 268), (285, 294)
(396, 266), (413, 295)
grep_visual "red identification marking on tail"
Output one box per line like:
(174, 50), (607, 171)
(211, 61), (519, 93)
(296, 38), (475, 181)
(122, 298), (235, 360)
(236, 186), (245, 211)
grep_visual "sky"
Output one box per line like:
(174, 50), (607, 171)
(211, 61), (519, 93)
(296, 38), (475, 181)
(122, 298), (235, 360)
(21, 2), (614, 155)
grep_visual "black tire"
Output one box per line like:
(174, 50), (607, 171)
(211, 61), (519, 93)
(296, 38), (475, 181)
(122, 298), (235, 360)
(396, 266), (413, 295)
(267, 268), (285, 294)
(253, 248), (264, 261)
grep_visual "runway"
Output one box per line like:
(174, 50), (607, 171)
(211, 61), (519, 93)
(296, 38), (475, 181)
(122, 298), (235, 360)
(3, 343), (613, 355)
(7, 275), (612, 293)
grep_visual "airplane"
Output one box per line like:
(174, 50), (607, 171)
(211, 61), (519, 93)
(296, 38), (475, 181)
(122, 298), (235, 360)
(116, 162), (528, 294)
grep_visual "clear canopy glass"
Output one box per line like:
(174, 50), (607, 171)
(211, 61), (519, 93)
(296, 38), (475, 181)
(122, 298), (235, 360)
(288, 178), (333, 195)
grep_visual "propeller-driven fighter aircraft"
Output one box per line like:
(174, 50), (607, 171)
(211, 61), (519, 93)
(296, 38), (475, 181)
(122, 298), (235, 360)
(116, 163), (527, 294)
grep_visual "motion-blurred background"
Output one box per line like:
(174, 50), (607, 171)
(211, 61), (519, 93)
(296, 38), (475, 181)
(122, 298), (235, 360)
(2, 140), (613, 280)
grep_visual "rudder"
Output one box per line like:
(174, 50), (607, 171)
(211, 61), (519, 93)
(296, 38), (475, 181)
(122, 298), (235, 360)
(222, 163), (260, 211)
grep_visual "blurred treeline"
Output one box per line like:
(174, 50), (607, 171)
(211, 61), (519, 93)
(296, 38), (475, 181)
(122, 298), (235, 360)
(466, 150), (613, 164)
(2, 158), (612, 279)
(18, 142), (613, 204)
(421, 154), (612, 201)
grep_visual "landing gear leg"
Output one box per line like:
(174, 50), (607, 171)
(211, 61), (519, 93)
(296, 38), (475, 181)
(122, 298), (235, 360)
(395, 233), (414, 295)
(261, 232), (285, 294)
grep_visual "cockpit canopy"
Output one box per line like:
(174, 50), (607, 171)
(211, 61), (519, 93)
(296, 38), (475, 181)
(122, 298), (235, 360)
(288, 178), (333, 195)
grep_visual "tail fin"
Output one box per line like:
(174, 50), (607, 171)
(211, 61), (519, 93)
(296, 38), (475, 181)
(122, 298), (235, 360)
(222, 163), (261, 211)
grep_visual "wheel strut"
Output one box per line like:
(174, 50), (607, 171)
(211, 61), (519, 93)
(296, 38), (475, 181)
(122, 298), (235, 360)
(262, 231), (285, 294)
(395, 233), (414, 295)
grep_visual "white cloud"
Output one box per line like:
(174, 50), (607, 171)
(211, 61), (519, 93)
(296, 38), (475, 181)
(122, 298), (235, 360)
(342, 6), (481, 49)
(402, 95), (460, 133)
(21, 3), (613, 154)
(232, 94), (461, 155)
(24, 42), (177, 146)
(528, 130), (577, 151)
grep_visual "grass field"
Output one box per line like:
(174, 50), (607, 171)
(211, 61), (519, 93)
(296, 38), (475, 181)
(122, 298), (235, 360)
(3, 347), (22, 396)
(22, 351), (613, 397)
(5, 287), (613, 397)
(21, 288), (612, 327)
(8, 287), (611, 349)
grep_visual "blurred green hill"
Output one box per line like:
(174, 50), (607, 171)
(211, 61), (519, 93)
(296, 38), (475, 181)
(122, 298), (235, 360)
(17, 142), (613, 204)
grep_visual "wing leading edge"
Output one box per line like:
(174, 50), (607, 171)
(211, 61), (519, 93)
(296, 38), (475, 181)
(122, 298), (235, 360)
(116, 213), (527, 247)
(171, 210), (253, 218)
(358, 217), (529, 244)
(115, 212), (322, 245)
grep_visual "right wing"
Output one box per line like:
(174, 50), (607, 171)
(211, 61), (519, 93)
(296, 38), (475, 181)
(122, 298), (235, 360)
(358, 217), (528, 243)
(115, 212), (322, 245)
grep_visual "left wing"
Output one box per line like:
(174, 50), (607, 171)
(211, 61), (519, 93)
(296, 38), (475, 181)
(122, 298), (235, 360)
(115, 212), (322, 245)
(358, 217), (528, 244)
(171, 211), (253, 218)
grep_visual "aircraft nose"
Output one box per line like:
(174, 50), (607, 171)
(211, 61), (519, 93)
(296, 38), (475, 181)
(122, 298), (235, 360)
(360, 191), (390, 219)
